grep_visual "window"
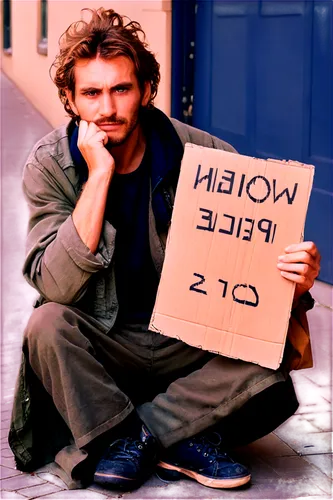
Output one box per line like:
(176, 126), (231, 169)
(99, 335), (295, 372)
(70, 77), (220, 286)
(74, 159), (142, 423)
(37, 0), (48, 55)
(3, 0), (11, 53)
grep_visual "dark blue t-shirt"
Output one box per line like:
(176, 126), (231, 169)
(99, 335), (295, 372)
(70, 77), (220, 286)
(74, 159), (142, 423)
(106, 146), (159, 324)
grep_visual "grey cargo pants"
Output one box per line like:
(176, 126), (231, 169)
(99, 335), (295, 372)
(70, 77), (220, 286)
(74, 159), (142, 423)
(25, 302), (290, 484)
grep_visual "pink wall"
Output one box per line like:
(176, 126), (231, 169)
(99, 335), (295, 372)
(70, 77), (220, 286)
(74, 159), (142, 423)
(1, 0), (172, 127)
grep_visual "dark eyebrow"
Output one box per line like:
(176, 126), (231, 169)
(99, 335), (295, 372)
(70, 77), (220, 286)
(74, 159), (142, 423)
(79, 82), (134, 92)
(112, 82), (134, 90)
(80, 86), (101, 93)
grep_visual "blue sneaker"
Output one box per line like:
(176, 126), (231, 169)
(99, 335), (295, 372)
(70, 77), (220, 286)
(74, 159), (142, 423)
(157, 431), (251, 489)
(94, 425), (158, 490)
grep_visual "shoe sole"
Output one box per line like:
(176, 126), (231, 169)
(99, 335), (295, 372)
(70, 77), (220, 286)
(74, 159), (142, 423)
(157, 461), (251, 489)
(94, 471), (140, 490)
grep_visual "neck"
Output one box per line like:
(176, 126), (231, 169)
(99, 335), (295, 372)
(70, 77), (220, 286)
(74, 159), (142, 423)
(110, 123), (146, 174)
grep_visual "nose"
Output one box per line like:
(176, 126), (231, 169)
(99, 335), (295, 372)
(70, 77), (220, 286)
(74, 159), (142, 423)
(99, 92), (116, 118)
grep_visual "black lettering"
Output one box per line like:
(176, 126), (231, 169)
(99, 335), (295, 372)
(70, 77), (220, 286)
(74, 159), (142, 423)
(212, 169), (218, 192)
(273, 180), (298, 205)
(258, 218), (273, 243)
(218, 214), (235, 235)
(218, 279), (228, 298)
(238, 173), (246, 198)
(232, 284), (259, 307)
(246, 176), (271, 203)
(242, 218), (255, 241)
(236, 217), (243, 238)
(194, 164), (214, 192)
(217, 170), (235, 194)
(271, 223), (277, 243)
(189, 273), (207, 295)
(196, 208), (217, 232)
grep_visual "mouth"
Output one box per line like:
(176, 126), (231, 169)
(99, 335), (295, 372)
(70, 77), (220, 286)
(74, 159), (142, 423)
(98, 123), (124, 131)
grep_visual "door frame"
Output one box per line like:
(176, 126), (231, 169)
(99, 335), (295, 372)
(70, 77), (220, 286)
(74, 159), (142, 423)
(171, 0), (196, 124)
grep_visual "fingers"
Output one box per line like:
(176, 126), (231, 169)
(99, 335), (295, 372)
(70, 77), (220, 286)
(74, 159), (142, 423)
(76, 120), (114, 174)
(78, 119), (88, 143)
(277, 241), (321, 297)
(277, 262), (311, 275)
(278, 251), (317, 269)
(278, 241), (321, 279)
(284, 241), (320, 259)
(78, 120), (108, 149)
(279, 270), (311, 286)
(277, 261), (319, 280)
(280, 270), (313, 304)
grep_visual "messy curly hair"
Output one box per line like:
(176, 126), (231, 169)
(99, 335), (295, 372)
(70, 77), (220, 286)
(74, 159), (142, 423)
(51, 7), (160, 118)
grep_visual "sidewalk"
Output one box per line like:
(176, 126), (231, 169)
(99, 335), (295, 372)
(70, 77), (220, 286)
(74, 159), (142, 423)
(1, 71), (332, 500)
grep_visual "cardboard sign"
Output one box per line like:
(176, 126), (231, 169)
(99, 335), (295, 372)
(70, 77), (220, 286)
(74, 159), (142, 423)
(149, 144), (314, 369)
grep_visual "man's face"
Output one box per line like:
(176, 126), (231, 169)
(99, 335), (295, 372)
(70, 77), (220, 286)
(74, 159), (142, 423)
(66, 56), (150, 147)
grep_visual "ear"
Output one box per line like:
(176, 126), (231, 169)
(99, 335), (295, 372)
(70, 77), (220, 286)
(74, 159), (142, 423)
(65, 89), (79, 116)
(141, 81), (151, 107)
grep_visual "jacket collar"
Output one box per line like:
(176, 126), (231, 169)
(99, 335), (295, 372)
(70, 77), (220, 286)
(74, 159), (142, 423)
(141, 107), (184, 193)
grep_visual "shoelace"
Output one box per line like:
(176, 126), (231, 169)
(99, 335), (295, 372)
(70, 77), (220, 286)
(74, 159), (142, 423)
(104, 437), (147, 461)
(189, 433), (234, 463)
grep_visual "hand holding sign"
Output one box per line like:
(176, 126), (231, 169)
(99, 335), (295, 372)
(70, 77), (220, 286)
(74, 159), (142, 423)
(277, 241), (321, 303)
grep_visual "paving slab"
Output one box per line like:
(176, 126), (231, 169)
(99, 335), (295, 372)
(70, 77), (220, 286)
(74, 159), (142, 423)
(1, 492), (28, 499)
(236, 433), (297, 459)
(275, 429), (332, 456)
(311, 281), (333, 308)
(237, 457), (280, 480)
(277, 412), (330, 435)
(303, 454), (333, 479)
(1, 401), (16, 412)
(1, 410), (13, 421)
(1, 465), (24, 480)
(246, 479), (330, 500)
(36, 491), (110, 499)
(15, 483), (63, 498)
(264, 455), (328, 479)
(1, 70), (332, 499)
(36, 472), (68, 490)
(1, 473), (46, 491)
(297, 469), (333, 497)
(86, 483), (126, 499)
(117, 476), (253, 499)
(0, 454), (18, 470)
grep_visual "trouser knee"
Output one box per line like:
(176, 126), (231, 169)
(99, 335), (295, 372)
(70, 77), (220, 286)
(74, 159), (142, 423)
(24, 302), (81, 356)
(219, 376), (299, 447)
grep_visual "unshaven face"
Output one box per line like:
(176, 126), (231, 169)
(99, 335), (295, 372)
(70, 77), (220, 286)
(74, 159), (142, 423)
(67, 55), (150, 147)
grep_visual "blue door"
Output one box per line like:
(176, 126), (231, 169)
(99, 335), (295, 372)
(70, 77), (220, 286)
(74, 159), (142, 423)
(190, 0), (332, 283)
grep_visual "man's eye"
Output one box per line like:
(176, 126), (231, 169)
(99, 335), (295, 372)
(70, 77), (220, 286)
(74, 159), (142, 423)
(115, 87), (128, 94)
(83, 90), (98, 97)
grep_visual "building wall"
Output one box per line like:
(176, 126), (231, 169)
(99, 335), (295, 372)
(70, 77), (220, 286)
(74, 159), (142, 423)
(1, 0), (172, 127)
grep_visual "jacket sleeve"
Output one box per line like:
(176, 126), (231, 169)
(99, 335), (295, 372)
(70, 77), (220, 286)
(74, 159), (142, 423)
(22, 161), (116, 304)
(283, 293), (314, 372)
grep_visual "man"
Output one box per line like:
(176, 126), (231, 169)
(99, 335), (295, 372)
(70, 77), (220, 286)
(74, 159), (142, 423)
(9, 7), (320, 492)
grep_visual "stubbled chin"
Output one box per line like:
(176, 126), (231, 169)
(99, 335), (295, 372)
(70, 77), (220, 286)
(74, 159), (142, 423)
(107, 120), (140, 148)
(106, 134), (129, 148)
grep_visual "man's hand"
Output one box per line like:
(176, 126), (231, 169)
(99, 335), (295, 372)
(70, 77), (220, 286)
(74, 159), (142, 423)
(72, 121), (115, 254)
(78, 120), (115, 175)
(277, 241), (321, 304)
